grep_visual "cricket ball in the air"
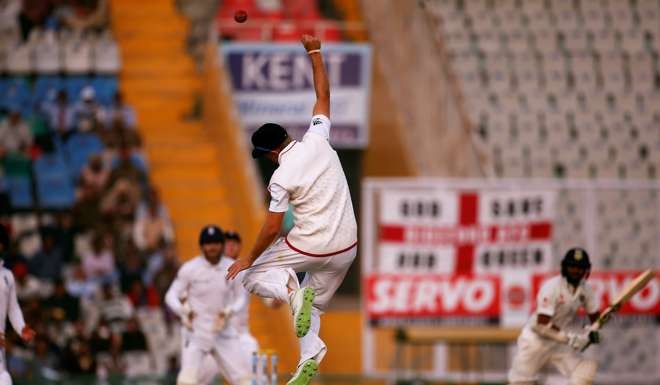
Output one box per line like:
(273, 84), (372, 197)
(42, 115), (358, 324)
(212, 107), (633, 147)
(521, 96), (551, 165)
(234, 10), (248, 23)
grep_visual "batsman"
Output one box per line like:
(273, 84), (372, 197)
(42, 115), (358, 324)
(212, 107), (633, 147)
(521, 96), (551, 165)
(508, 248), (601, 385)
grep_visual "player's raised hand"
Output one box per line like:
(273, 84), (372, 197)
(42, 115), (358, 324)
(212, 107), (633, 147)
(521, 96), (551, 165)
(21, 326), (36, 342)
(226, 257), (253, 280)
(301, 34), (321, 52)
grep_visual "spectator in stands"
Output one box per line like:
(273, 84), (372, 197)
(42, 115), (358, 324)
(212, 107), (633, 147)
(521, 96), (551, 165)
(17, 0), (56, 40)
(74, 86), (106, 132)
(43, 90), (75, 140)
(54, 211), (78, 263)
(151, 243), (178, 301)
(0, 0), (20, 36)
(30, 335), (60, 380)
(100, 178), (141, 229)
(13, 261), (50, 300)
(28, 226), (64, 281)
(66, 261), (98, 299)
(61, 321), (96, 374)
(45, 278), (80, 322)
(108, 146), (148, 191)
(57, 0), (108, 32)
(118, 242), (143, 292)
(133, 189), (174, 252)
(91, 282), (134, 331)
(126, 278), (159, 309)
(105, 91), (136, 129)
(121, 316), (148, 352)
(77, 154), (110, 201)
(0, 107), (32, 158)
(82, 232), (116, 282)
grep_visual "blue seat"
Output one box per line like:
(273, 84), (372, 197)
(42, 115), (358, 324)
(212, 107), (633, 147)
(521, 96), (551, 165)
(1, 77), (31, 113)
(91, 76), (118, 106)
(32, 75), (64, 106)
(65, 76), (92, 102)
(33, 153), (75, 209)
(6, 175), (34, 209)
(64, 132), (105, 176)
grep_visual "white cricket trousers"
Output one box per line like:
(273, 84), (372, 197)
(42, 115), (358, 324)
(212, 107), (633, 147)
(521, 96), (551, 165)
(0, 349), (10, 385)
(508, 328), (597, 385)
(242, 238), (357, 366)
(196, 332), (259, 385)
(178, 331), (251, 385)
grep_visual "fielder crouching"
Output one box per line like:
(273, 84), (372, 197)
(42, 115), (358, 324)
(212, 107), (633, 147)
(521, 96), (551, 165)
(508, 248), (601, 385)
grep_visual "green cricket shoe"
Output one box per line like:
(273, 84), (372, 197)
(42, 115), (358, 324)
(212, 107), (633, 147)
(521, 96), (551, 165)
(286, 359), (318, 385)
(291, 287), (315, 338)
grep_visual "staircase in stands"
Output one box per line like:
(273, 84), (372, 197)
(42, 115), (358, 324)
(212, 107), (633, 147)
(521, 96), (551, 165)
(109, 0), (299, 372)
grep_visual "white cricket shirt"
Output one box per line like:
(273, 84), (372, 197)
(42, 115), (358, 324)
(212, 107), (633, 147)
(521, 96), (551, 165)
(165, 256), (245, 341)
(268, 114), (358, 256)
(0, 264), (26, 337)
(525, 275), (598, 331)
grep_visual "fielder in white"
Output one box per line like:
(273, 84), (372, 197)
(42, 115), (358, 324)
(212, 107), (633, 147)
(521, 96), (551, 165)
(0, 226), (35, 385)
(166, 225), (251, 385)
(194, 231), (258, 385)
(226, 35), (358, 385)
(509, 248), (601, 385)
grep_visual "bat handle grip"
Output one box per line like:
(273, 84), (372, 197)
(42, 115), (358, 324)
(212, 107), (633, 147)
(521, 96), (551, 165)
(580, 341), (591, 352)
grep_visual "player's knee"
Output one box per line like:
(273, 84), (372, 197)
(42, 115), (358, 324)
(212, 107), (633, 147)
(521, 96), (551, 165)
(571, 359), (597, 385)
(176, 366), (198, 385)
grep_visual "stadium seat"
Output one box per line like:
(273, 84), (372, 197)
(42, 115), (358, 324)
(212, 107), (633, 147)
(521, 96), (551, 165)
(272, 22), (303, 41)
(5, 41), (33, 74)
(32, 76), (64, 107)
(90, 76), (118, 106)
(62, 32), (93, 74)
(65, 76), (92, 102)
(6, 175), (33, 209)
(64, 132), (104, 176)
(33, 152), (75, 209)
(34, 29), (61, 74)
(92, 31), (121, 74)
(1, 77), (31, 113)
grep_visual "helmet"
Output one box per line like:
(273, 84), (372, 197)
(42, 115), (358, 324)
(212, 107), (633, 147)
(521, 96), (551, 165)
(199, 225), (225, 245)
(561, 247), (591, 286)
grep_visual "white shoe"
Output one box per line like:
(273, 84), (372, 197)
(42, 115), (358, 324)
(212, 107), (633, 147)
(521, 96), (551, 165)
(289, 287), (315, 338)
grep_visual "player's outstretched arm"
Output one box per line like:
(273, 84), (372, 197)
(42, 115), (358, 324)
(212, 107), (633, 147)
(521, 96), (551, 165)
(302, 34), (330, 118)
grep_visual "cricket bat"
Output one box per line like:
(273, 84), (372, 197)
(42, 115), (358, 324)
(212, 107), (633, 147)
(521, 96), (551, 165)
(581, 269), (655, 351)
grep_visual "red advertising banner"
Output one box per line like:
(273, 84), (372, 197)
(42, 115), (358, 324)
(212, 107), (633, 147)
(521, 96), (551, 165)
(532, 271), (660, 315)
(366, 271), (660, 322)
(366, 274), (501, 318)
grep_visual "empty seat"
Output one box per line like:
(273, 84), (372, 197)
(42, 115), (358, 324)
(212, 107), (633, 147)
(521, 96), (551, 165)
(33, 29), (61, 74)
(92, 31), (121, 74)
(1, 77), (30, 112)
(33, 153), (75, 209)
(90, 76), (118, 106)
(62, 33), (92, 74)
(6, 175), (33, 209)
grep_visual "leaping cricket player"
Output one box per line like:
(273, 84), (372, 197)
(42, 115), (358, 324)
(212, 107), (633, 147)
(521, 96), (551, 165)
(226, 35), (358, 385)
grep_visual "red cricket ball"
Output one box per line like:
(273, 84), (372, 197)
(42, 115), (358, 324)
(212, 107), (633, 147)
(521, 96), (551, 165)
(234, 10), (248, 23)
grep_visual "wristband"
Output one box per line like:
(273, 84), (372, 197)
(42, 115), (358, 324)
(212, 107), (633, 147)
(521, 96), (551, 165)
(307, 49), (321, 55)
